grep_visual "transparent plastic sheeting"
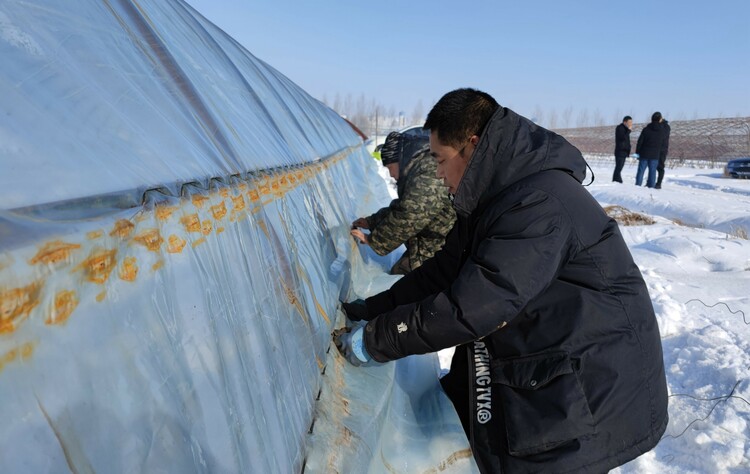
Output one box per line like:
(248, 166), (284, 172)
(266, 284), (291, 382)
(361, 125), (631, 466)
(0, 1), (477, 472)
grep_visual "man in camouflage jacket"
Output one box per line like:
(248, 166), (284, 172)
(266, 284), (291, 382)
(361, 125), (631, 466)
(351, 132), (456, 274)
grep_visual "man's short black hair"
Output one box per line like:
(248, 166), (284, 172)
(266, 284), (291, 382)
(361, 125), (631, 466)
(623, 115), (632, 122)
(424, 88), (499, 149)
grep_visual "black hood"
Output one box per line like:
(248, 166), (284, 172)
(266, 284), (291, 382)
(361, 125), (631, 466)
(453, 107), (588, 217)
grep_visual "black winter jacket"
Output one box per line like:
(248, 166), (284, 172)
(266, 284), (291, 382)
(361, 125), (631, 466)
(363, 108), (668, 473)
(614, 122), (631, 157)
(636, 122), (665, 159)
(660, 121), (671, 160)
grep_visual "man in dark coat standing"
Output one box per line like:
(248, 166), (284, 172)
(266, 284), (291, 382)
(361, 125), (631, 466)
(612, 115), (632, 182)
(335, 88), (668, 473)
(635, 112), (666, 188)
(655, 119), (671, 189)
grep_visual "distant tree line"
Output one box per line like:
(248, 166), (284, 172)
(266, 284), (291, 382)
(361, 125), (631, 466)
(320, 93), (742, 137)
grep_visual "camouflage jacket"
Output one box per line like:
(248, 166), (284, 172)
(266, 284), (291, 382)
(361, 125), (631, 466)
(367, 149), (456, 270)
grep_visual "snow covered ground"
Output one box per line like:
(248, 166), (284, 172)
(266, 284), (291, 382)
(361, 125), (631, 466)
(590, 161), (750, 474)
(377, 158), (750, 473)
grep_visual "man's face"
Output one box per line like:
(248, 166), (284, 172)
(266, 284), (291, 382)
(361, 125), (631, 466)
(429, 131), (476, 194)
(385, 163), (399, 181)
(625, 119), (633, 130)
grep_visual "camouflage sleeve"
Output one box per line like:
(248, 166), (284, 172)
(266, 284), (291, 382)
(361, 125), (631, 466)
(366, 200), (399, 229)
(367, 157), (449, 256)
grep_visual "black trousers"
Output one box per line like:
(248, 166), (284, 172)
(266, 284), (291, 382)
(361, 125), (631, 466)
(612, 155), (627, 182)
(656, 156), (667, 186)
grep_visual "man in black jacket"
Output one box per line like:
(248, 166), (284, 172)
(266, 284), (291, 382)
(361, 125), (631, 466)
(635, 112), (666, 188)
(336, 88), (668, 473)
(612, 115), (632, 182)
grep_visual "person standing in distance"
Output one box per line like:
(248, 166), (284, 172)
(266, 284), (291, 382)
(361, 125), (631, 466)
(635, 112), (666, 188)
(612, 115), (632, 182)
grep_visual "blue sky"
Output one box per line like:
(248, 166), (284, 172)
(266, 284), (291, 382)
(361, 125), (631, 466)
(186, 0), (749, 125)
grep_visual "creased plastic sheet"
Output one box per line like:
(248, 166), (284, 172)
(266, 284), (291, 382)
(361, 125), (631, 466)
(0, 1), (476, 473)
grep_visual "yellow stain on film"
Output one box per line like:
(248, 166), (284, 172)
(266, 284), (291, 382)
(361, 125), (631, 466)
(192, 237), (206, 248)
(0, 342), (35, 372)
(29, 240), (81, 266)
(45, 290), (78, 326)
(259, 181), (270, 195)
(76, 249), (117, 284)
(167, 235), (186, 254)
(0, 281), (43, 334)
(181, 213), (201, 233)
(219, 188), (230, 198)
(296, 267), (330, 325)
(96, 291), (106, 302)
(119, 256), (138, 282)
(152, 260), (164, 271)
(87, 230), (103, 240)
(110, 219), (134, 238)
(156, 205), (177, 221)
(248, 189), (260, 203)
(231, 194), (246, 213)
(191, 194), (209, 209)
(210, 201), (227, 220)
(134, 229), (163, 252)
(256, 220), (270, 239)
(201, 220), (213, 236)
(217, 227), (225, 234)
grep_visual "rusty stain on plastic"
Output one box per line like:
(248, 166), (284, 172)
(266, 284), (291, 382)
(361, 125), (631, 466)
(216, 227), (225, 234)
(192, 237), (206, 248)
(201, 220), (213, 235)
(421, 449), (475, 474)
(134, 229), (163, 251)
(259, 181), (270, 195)
(167, 235), (186, 253)
(46, 290), (78, 326)
(0, 342), (35, 372)
(231, 194), (246, 212)
(110, 219), (135, 238)
(76, 249), (117, 284)
(181, 213), (201, 233)
(119, 256), (138, 282)
(0, 281), (43, 334)
(152, 260), (164, 271)
(248, 189), (260, 203)
(219, 188), (230, 198)
(87, 230), (103, 240)
(191, 194), (209, 208)
(156, 204), (177, 221)
(96, 291), (106, 302)
(29, 241), (81, 266)
(211, 201), (227, 220)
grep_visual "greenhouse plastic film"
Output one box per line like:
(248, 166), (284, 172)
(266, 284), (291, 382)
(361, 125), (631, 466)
(0, 1), (477, 472)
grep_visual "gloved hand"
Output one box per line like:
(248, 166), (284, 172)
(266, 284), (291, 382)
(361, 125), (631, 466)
(332, 324), (380, 367)
(351, 217), (369, 229)
(342, 299), (370, 321)
(631, 153), (640, 159)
